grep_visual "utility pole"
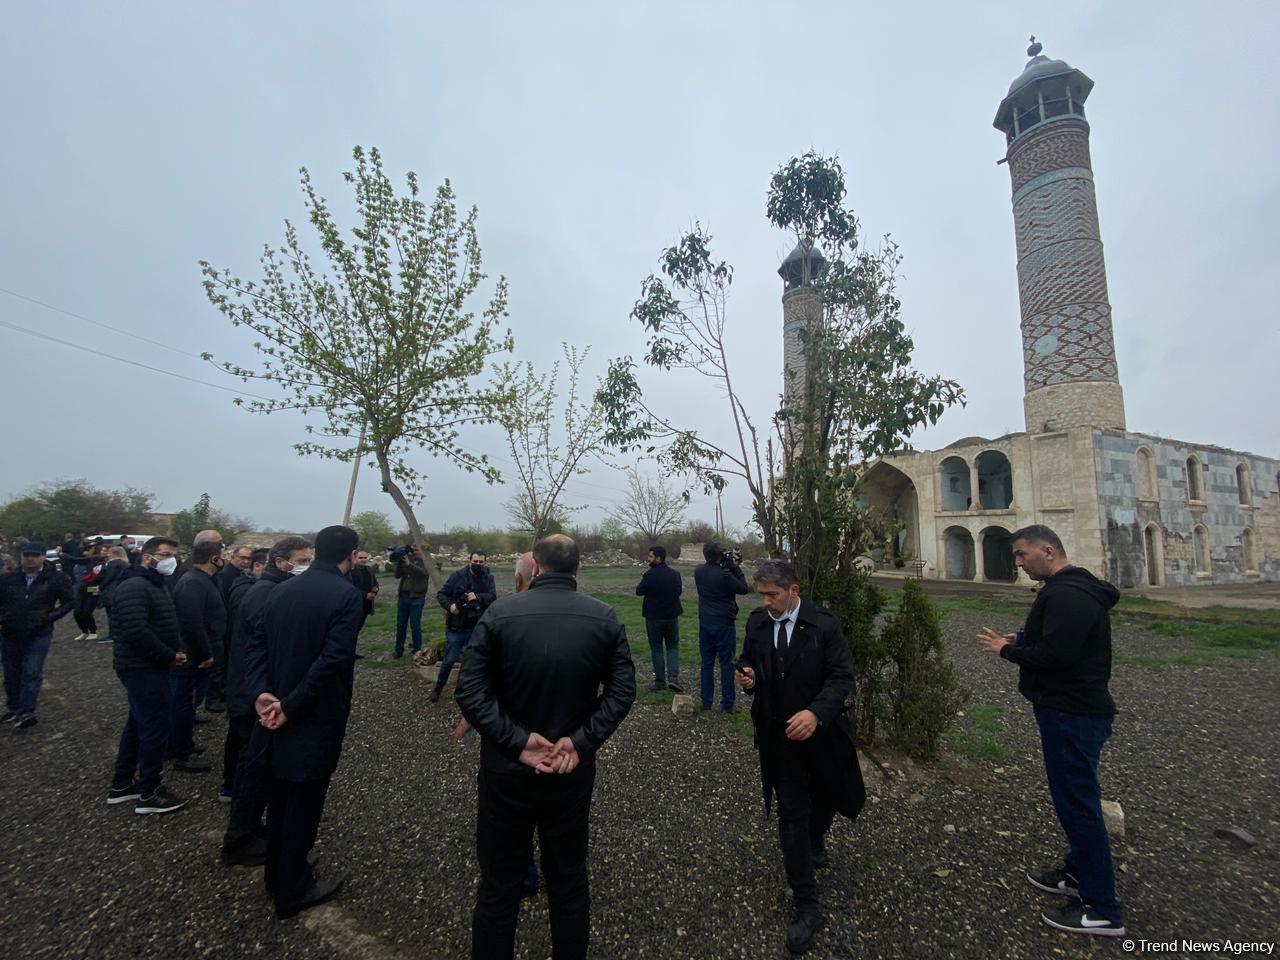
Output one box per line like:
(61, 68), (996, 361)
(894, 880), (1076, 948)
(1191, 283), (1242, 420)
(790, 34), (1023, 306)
(341, 422), (367, 527)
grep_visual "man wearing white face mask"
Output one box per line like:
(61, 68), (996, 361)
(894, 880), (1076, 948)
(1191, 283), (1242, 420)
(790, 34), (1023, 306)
(107, 537), (189, 815)
(735, 560), (865, 955)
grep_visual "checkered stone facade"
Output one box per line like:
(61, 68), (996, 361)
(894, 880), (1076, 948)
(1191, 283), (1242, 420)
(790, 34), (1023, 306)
(1006, 117), (1124, 431)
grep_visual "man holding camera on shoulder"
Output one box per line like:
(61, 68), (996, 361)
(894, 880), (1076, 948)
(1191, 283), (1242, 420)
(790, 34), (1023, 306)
(434, 551), (496, 703)
(393, 544), (431, 659)
(693, 541), (749, 712)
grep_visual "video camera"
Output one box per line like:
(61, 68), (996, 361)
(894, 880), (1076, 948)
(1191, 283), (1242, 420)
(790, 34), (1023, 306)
(720, 547), (742, 569)
(388, 544), (415, 565)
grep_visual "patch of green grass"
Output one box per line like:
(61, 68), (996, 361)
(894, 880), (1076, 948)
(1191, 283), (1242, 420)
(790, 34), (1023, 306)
(929, 595), (1034, 619)
(1117, 618), (1280, 667)
(943, 704), (1008, 763)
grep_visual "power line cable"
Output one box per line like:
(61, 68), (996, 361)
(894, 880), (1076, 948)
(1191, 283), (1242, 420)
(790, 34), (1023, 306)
(0, 318), (276, 401)
(0, 284), (205, 360)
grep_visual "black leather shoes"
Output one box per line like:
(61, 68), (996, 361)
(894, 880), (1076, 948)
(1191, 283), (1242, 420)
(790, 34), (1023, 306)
(276, 876), (344, 920)
(221, 837), (267, 867)
(786, 910), (825, 954)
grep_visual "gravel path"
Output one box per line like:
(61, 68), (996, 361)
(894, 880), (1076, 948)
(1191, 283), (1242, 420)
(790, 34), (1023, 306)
(2, 602), (1276, 959)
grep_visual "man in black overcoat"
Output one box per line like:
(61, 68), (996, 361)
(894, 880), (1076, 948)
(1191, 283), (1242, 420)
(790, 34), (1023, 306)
(735, 559), (865, 955)
(248, 525), (363, 919)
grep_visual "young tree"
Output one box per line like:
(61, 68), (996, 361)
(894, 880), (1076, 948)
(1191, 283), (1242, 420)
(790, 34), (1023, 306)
(201, 146), (515, 590)
(497, 344), (610, 544)
(607, 470), (688, 543)
(170, 492), (250, 546)
(349, 510), (398, 553)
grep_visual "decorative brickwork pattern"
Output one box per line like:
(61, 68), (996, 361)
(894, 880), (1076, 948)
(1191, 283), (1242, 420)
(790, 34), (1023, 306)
(782, 288), (820, 411)
(1013, 176), (1100, 260)
(1021, 304), (1119, 388)
(1017, 237), (1110, 318)
(1008, 121), (1092, 192)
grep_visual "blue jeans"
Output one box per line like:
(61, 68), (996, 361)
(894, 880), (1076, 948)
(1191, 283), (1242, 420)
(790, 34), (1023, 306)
(436, 628), (472, 689)
(396, 594), (425, 655)
(645, 618), (680, 686)
(168, 671), (201, 760)
(2, 632), (52, 715)
(698, 619), (737, 711)
(113, 667), (172, 796)
(1034, 705), (1123, 925)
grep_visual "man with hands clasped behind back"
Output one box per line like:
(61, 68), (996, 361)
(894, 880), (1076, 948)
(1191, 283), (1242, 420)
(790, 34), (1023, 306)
(736, 560), (865, 956)
(456, 534), (635, 960)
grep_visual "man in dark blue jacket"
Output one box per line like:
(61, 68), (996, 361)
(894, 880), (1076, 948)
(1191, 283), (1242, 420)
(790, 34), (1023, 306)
(106, 537), (188, 815)
(220, 535), (312, 866)
(168, 539), (226, 772)
(433, 550), (496, 703)
(978, 524), (1125, 940)
(250, 525), (362, 919)
(693, 542), (749, 712)
(635, 545), (684, 692)
(1, 542), (73, 729)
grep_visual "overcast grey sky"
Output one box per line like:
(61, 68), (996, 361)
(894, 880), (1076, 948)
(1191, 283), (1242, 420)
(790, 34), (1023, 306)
(3, 1), (1276, 537)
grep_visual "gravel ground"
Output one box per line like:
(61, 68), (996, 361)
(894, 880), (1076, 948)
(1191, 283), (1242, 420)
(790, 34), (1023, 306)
(1, 600), (1277, 959)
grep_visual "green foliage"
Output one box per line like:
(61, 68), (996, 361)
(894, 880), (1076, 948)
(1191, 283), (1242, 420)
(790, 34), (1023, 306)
(350, 510), (398, 552)
(0, 480), (155, 540)
(880, 580), (968, 761)
(200, 145), (516, 582)
(943, 705), (1009, 762)
(813, 568), (889, 743)
(169, 492), (250, 546)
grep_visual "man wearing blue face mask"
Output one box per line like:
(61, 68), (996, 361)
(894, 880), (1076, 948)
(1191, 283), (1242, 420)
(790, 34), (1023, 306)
(106, 537), (189, 815)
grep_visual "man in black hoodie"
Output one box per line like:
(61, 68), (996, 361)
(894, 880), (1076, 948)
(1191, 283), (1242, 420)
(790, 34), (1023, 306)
(977, 524), (1124, 939)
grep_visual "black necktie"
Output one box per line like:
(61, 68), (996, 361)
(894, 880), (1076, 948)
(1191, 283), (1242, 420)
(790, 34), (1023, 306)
(776, 617), (790, 652)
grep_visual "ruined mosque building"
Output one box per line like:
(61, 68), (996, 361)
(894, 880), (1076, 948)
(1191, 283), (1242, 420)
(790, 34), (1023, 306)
(781, 40), (1278, 588)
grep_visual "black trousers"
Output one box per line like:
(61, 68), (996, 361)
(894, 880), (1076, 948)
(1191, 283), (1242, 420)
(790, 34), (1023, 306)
(222, 714), (272, 849)
(264, 777), (331, 909)
(770, 731), (837, 911)
(73, 592), (98, 634)
(473, 763), (595, 960)
(205, 635), (226, 705)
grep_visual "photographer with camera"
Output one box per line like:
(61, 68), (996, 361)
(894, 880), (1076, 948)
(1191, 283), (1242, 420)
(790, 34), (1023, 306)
(433, 551), (496, 703)
(393, 544), (431, 659)
(693, 541), (749, 712)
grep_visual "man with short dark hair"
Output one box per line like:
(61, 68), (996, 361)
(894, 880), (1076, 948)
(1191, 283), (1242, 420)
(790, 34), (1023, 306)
(635, 545), (684, 692)
(735, 559), (864, 954)
(1, 542), (74, 729)
(221, 536), (313, 865)
(251, 525), (362, 919)
(457, 534), (636, 960)
(247, 548), (269, 580)
(167, 539), (225, 773)
(694, 541), (749, 712)
(977, 524), (1125, 939)
(349, 550), (379, 629)
(394, 544), (431, 658)
(434, 550), (496, 703)
(107, 536), (188, 814)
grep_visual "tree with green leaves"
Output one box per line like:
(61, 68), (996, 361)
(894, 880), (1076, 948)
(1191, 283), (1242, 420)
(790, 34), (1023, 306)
(349, 510), (398, 553)
(0, 480), (155, 540)
(496, 344), (610, 544)
(170, 492), (250, 546)
(200, 146), (515, 590)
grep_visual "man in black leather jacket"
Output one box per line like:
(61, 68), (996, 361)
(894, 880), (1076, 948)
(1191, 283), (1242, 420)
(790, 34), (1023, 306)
(456, 534), (635, 960)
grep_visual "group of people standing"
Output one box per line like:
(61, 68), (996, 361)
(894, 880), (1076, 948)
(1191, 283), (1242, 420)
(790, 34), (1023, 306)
(4, 520), (1126, 953)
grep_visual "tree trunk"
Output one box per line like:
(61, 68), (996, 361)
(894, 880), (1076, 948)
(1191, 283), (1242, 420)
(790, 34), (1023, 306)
(374, 448), (445, 591)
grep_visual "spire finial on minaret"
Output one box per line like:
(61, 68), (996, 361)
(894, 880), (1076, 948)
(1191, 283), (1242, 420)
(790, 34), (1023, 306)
(1027, 35), (1043, 58)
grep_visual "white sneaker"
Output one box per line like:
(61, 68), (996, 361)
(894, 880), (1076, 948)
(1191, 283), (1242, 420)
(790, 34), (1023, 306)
(73, 633), (87, 641)
(85, 633), (98, 641)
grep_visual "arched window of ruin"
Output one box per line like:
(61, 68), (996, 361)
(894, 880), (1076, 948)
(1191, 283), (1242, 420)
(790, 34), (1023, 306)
(1143, 523), (1163, 586)
(943, 526), (976, 580)
(939, 457), (971, 512)
(976, 451), (1014, 510)
(1242, 528), (1256, 573)
(1186, 455), (1204, 502)
(1193, 524), (1211, 574)
(1136, 446), (1157, 500)
(1236, 464), (1252, 506)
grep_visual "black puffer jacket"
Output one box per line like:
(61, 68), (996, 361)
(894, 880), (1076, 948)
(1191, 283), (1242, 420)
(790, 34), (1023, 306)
(98, 558), (130, 612)
(111, 566), (181, 672)
(1001, 566), (1120, 718)
(456, 573), (636, 776)
(0, 562), (73, 639)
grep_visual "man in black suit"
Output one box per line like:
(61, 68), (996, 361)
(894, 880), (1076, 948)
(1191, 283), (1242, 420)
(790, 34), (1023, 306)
(735, 559), (865, 955)
(348, 550), (379, 629)
(635, 545), (684, 692)
(249, 525), (363, 919)
(457, 534), (636, 960)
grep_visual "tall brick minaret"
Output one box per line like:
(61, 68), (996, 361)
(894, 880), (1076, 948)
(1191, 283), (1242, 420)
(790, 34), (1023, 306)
(778, 239), (824, 416)
(994, 38), (1126, 433)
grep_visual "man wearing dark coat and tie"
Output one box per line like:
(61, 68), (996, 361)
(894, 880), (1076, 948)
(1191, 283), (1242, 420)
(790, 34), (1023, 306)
(248, 524), (363, 920)
(735, 559), (865, 955)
